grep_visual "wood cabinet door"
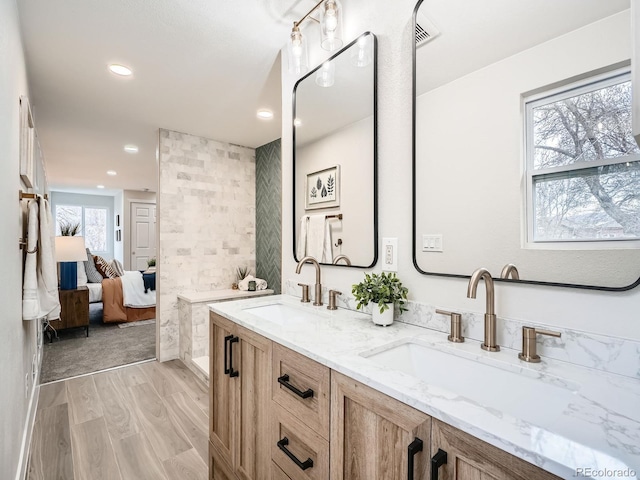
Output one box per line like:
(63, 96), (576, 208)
(210, 313), (236, 465)
(431, 420), (560, 480)
(330, 371), (431, 480)
(233, 324), (272, 480)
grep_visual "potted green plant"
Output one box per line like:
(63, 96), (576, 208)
(352, 272), (409, 326)
(232, 266), (249, 290)
(147, 258), (156, 268)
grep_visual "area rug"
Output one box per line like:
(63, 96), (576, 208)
(40, 304), (156, 383)
(118, 319), (156, 328)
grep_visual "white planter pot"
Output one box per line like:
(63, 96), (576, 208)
(371, 303), (394, 326)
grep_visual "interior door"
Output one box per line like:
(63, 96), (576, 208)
(130, 202), (156, 270)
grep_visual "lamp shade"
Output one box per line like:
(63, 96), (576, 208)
(55, 236), (87, 262)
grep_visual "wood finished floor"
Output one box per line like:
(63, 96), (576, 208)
(28, 359), (209, 480)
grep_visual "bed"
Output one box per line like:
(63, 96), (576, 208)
(80, 259), (156, 323)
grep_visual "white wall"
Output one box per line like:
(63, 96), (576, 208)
(0, 1), (40, 477)
(416, 11), (636, 287)
(122, 189), (156, 270)
(281, 1), (640, 341)
(50, 191), (115, 260)
(295, 116), (375, 265)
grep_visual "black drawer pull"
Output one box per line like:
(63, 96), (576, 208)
(277, 437), (313, 470)
(278, 374), (314, 399)
(431, 448), (447, 480)
(229, 336), (239, 378)
(224, 335), (233, 375)
(407, 437), (423, 480)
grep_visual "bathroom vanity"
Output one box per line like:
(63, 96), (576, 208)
(207, 295), (640, 480)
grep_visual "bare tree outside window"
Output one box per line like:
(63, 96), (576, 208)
(55, 205), (108, 253)
(55, 206), (82, 236)
(527, 72), (640, 242)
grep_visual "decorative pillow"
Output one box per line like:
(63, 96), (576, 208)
(77, 260), (88, 286)
(110, 258), (125, 277)
(84, 248), (103, 283)
(94, 255), (119, 279)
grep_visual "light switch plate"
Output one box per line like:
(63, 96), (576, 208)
(382, 237), (398, 272)
(422, 234), (443, 252)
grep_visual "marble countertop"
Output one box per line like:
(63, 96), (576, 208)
(209, 295), (640, 479)
(177, 289), (274, 304)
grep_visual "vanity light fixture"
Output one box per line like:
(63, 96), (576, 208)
(257, 109), (274, 120)
(124, 144), (139, 154)
(287, 0), (344, 75)
(108, 64), (133, 76)
(106, 170), (117, 176)
(351, 34), (373, 67)
(315, 60), (335, 87)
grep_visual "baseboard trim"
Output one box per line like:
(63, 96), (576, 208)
(14, 381), (39, 480)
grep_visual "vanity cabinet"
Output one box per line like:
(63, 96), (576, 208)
(331, 371), (431, 480)
(430, 420), (559, 480)
(209, 313), (272, 480)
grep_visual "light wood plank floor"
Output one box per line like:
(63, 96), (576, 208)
(28, 360), (209, 480)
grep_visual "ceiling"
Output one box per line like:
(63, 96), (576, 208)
(18, 0), (316, 194)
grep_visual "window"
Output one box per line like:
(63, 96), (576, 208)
(55, 205), (108, 253)
(525, 70), (640, 244)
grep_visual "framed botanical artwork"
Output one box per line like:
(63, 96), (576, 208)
(19, 96), (35, 188)
(305, 165), (340, 210)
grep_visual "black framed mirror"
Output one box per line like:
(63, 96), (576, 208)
(293, 31), (378, 268)
(412, 0), (640, 291)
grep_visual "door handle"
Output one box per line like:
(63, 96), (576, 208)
(229, 336), (239, 378)
(431, 448), (447, 480)
(277, 437), (314, 470)
(224, 335), (233, 375)
(277, 374), (314, 399)
(407, 437), (423, 480)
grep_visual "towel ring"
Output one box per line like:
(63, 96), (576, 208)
(20, 238), (38, 254)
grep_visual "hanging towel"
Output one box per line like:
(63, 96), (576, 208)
(306, 214), (329, 262)
(296, 215), (310, 260)
(22, 198), (61, 321)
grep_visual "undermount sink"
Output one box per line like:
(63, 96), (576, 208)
(242, 302), (325, 326)
(361, 339), (579, 426)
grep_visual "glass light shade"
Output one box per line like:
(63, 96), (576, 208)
(288, 25), (309, 75)
(351, 35), (373, 67)
(55, 236), (87, 262)
(315, 61), (335, 87)
(320, 0), (343, 51)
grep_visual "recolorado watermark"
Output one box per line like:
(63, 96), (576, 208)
(574, 467), (637, 478)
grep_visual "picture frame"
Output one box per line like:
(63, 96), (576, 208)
(305, 165), (340, 210)
(115, 229), (121, 242)
(19, 96), (35, 188)
(116, 214), (120, 227)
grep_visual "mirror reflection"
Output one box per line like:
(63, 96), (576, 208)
(413, 0), (640, 289)
(294, 32), (377, 267)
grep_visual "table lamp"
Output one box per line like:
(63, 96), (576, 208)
(55, 236), (87, 290)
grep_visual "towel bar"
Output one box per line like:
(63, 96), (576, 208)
(19, 190), (48, 201)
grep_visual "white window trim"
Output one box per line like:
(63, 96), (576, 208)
(55, 204), (110, 255)
(523, 68), (640, 250)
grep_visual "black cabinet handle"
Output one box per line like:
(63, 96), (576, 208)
(224, 335), (233, 375)
(430, 448), (447, 480)
(277, 437), (314, 470)
(278, 374), (314, 399)
(229, 336), (239, 378)
(407, 437), (423, 480)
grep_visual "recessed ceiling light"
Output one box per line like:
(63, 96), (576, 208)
(108, 64), (133, 76)
(294, 118), (302, 127)
(124, 144), (139, 154)
(106, 170), (117, 176)
(97, 185), (105, 189)
(257, 109), (274, 120)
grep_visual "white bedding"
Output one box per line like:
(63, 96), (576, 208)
(121, 271), (156, 308)
(86, 282), (103, 303)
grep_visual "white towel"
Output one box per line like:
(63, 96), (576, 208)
(296, 215), (309, 260)
(22, 198), (61, 321)
(304, 214), (333, 263)
(238, 275), (268, 291)
(121, 271), (156, 308)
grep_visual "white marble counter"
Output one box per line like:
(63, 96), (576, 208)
(178, 289), (274, 304)
(209, 295), (640, 479)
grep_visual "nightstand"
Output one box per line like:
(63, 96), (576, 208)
(47, 286), (90, 341)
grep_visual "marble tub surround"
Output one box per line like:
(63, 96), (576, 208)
(209, 294), (640, 478)
(283, 279), (640, 379)
(178, 288), (274, 381)
(158, 129), (256, 361)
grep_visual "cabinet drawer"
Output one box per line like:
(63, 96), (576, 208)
(272, 403), (329, 480)
(272, 343), (330, 439)
(271, 461), (291, 480)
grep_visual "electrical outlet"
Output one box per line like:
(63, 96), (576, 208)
(422, 234), (443, 252)
(382, 238), (398, 272)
